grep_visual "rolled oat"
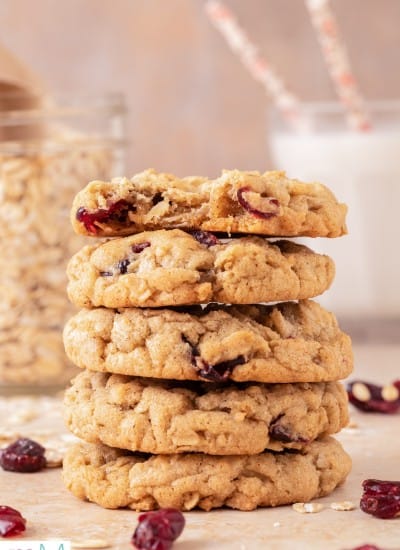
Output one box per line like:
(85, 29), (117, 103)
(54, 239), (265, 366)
(330, 501), (356, 511)
(292, 502), (324, 514)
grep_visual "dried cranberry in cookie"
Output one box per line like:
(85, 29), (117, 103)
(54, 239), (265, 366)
(76, 199), (134, 234)
(237, 186), (280, 219)
(269, 418), (310, 444)
(187, 345), (246, 382)
(191, 230), (219, 247)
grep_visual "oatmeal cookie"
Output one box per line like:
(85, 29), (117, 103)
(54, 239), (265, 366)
(71, 169), (347, 238)
(66, 230), (335, 308)
(64, 371), (348, 455)
(62, 437), (351, 511)
(63, 300), (352, 383)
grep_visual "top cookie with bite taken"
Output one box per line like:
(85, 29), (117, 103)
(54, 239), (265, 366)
(71, 169), (347, 238)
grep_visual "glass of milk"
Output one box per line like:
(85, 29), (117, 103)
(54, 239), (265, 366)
(268, 101), (400, 332)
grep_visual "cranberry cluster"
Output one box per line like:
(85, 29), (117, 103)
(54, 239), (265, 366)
(347, 379), (400, 413)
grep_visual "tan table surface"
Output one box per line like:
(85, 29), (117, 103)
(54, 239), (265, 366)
(1, 343), (399, 550)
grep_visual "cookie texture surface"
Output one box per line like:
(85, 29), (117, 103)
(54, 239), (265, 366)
(62, 437), (351, 511)
(64, 370), (349, 455)
(66, 230), (335, 308)
(63, 300), (353, 383)
(71, 169), (347, 238)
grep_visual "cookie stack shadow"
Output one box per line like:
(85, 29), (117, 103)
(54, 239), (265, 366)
(62, 169), (353, 512)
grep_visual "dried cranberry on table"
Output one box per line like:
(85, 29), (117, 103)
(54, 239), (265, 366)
(237, 186), (280, 219)
(131, 508), (185, 550)
(347, 380), (400, 413)
(0, 438), (47, 473)
(0, 506), (26, 537)
(360, 479), (400, 519)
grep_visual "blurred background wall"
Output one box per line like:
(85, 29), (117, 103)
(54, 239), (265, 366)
(1, 0), (399, 175)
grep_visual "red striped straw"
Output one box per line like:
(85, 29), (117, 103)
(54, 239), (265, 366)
(305, 0), (371, 131)
(205, 0), (304, 130)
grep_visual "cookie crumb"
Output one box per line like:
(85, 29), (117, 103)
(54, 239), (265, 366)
(29, 429), (58, 439)
(273, 522), (281, 527)
(341, 422), (361, 435)
(45, 448), (64, 468)
(346, 419), (359, 429)
(8, 409), (39, 425)
(330, 501), (356, 511)
(292, 502), (324, 514)
(61, 433), (80, 443)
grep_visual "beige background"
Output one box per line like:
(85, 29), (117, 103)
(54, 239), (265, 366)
(1, 0), (399, 174)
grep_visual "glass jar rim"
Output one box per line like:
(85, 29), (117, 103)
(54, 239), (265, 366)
(289, 99), (400, 115)
(270, 99), (400, 114)
(0, 91), (126, 124)
(269, 99), (400, 133)
(0, 92), (126, 154)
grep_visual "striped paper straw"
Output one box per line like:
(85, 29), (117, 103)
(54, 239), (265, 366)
(205, 0), (304, 129)
(305, 0), (371, 131)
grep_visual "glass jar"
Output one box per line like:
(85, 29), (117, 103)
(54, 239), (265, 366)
(268, 101), (400, 338)
(0, 93), (126, 393)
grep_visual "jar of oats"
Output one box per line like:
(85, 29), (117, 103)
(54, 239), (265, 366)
(0, 93), (125, 393)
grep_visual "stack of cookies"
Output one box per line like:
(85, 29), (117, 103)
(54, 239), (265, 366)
(62, 169), (353, 512)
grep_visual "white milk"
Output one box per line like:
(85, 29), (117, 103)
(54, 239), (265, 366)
(269, 127), (400, 320)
